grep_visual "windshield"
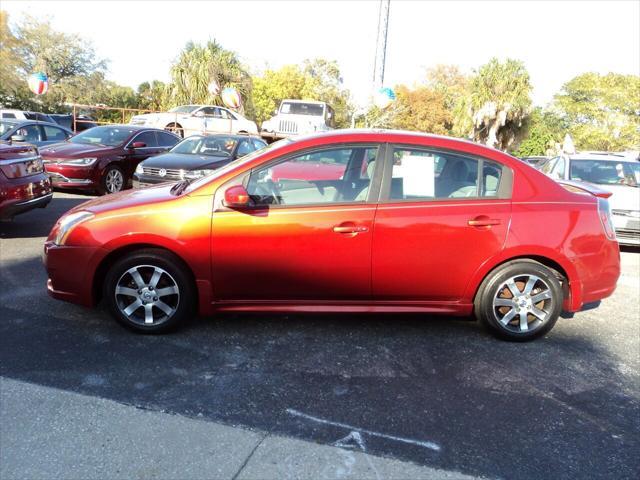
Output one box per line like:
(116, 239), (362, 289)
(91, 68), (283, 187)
(0, 121), (17, 136)
(570, 159), (640, 187)
(70, 126), (136, 147)
(184, 138), (293, 193)
(280, 102), (325, 116)
(168, 105), (199, 114)
(171, 136), (238, 157)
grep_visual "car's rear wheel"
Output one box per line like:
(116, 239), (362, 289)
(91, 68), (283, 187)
(103, 249), (195, 333)
(165, 123), (183, 138)
(101, 165), (125, 194)
(475, 261), (563, 341)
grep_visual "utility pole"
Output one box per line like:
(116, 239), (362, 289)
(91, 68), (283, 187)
(372, 0), (391, 91)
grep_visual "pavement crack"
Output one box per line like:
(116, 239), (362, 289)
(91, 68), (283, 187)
(231, 432), (268, 480)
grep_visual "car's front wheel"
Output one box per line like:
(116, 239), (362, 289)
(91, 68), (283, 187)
(101, 165), (125, 194)
(103, 249), (195, 333)
(475, 261), (563, 341)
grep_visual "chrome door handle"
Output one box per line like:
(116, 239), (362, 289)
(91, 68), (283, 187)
(333, 225), (369, 234)
(468, 216), (501, 227)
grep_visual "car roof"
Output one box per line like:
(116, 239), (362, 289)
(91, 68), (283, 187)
(567, 152), (636, 162)
(281, 99), (327, 105)
(185, 133), (262, 141)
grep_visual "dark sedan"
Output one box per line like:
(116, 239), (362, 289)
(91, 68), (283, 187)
(132, 134), (266, 187)
(0, 120), (73, 148)
(40, 125), (180, 195)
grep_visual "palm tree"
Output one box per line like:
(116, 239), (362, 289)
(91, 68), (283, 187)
(466, 58), (532, 150)
(167, 41), (252, 112)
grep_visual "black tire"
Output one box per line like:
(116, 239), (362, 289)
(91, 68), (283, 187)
(103, 249), (195, 333)
(165, 123), (183, 138)
(474, 261), (563, 341)
(100, 164), (126, 195)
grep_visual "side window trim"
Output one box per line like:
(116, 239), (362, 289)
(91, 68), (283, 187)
(378, 144), (513, 203)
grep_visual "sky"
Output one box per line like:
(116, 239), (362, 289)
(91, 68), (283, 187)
(3, 0), (639, 108)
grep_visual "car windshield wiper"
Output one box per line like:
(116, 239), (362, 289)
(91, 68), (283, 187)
(170, 178), (193, 195)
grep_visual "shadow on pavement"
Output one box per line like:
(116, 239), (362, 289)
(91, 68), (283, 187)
(0, 253), (638, 480)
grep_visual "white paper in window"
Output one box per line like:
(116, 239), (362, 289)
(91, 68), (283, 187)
(393, 153), (435, 197)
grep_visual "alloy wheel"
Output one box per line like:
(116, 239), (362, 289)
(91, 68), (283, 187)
(114, 265), (180, 326)
(491, 274), (554, 334)
(105, 168), (124, 193)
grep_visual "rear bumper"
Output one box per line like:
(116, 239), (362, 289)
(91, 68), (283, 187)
(0, 173), (52, 219)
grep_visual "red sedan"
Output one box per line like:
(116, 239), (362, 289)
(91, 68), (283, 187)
(43, 130), (620, 341)
(0, 142), (52, 220)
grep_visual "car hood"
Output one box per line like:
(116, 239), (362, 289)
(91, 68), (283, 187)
(596, 184), (640, 211)
(70, 183), (178, 215)
(141, 152), (231, 170)
(40, 142), (115, 159)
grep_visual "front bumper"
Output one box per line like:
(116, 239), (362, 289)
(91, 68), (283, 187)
(43, 241), (104, 307)
(132, 173), (174, 189)
(612, 214), (639, 245)
(0, 173), (53, 220)
(44, 163), (97, 190)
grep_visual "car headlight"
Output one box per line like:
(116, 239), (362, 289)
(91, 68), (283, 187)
(54, 211), (94, 245)
(59, 157), (97, 166)
(135, 163), (144, 174)
(184, 169), (216, 179)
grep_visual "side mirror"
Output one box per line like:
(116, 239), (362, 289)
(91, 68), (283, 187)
(131, 141), (146, 149)
(11, 135), (26, 142)
(223, 185), (252, 208)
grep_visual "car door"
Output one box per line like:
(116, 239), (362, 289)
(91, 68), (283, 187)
(202, 108), (232, 134)
(125, 131), (165, 176)
(370, 145), (512, 302)
(211, 144), (383, 301)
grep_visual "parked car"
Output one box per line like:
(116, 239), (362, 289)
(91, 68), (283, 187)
(520, 156), (548, 166)
(540, 152), (640, 245)
(49, 113), (98, 133)
(0, 142), (52, 220)
(129, 105), (258, 138)
(40, 125), (180, 194)
(133, 134), (267, 187)
(0, 108), (56, 123)
(43, 130), (620, 341)
(261, 99), (334, 141)
(0, 119), (73, 147)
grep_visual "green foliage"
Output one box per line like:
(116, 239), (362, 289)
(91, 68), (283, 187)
(554, 72), (640, 151)
(252, 59), (352, 127)
(388, 84), (451, 135)
(137, 81), (168, 111)
(167, 40), (253, 114)
(512, 108), (568, 157)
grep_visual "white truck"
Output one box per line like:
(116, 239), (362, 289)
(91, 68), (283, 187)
(261, 99), (334, 142)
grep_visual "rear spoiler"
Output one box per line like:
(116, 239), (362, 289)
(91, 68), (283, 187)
(557, 180), (613, 199)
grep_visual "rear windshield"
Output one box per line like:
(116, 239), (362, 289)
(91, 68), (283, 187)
(570, 159), (640, 187)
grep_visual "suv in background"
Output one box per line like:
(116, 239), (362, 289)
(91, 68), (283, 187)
(261, 100), (334, 141)
(540, 152), (640, 245)
(0, 109), (56, 124)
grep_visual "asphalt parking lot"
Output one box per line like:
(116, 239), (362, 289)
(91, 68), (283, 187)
(1, 192), (639, 479)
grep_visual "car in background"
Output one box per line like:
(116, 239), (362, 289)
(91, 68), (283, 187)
(261, 99), (334, 141)
(133, 134), (266, 187)
(43, 130), (619, 341)
(520, 156), (549, 167)
(40, 125), (180, 195)
(0, 109), (56, 124)
(540, 152), (640, 245)
(49, 113), (98, 133)
(0, 120), (73, 147)
(0, 142), (52, 220)
(129, 105), (258, 138)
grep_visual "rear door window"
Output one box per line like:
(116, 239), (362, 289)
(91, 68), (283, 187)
(156, 131), (179, 148)
(43, 125), (70, 141)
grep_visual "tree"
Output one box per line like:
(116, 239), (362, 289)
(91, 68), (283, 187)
(554, 72), (640, 151)
(251, 59), (352, 128)
(137, 80), (168, 111)
(388, 85), (451, 135)
(167, 40), (252, 114)
(0, 11), (23, 106)
(461, 58), (532, 150)
(512, 108), (568, 157)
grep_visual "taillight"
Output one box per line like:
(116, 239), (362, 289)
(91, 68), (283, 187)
(597, 197), (616, 240)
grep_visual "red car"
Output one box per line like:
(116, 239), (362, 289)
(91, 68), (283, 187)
(40, 125), (180, 194)
(0, 142), (52, 220)
(43, 130), (620, 341)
